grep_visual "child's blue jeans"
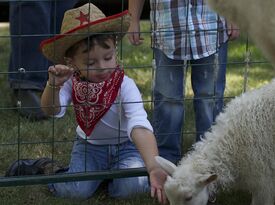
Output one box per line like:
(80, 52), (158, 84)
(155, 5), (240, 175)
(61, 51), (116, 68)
(49, 137), (149, 199)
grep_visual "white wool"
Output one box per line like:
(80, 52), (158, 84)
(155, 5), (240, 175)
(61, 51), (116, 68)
(157, 3), (275, 204)
(161, 79), (275, 205)
(207, 0), (275, 67)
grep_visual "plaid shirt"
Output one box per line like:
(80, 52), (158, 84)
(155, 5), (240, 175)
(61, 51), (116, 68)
(150, 0), (228, 60)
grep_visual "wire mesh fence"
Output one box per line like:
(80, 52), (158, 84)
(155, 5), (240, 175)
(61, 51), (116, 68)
(0, 0), (273, 198)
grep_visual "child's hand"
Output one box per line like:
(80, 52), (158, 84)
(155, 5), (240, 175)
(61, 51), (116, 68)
(48, 64), (74, 86)
(149, 167), (168, 204)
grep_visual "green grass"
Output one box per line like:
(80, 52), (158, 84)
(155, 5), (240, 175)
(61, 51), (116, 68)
(0, 21), (274, 204)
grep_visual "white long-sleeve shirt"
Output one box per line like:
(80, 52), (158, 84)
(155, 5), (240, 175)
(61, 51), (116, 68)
(55, 75), (153, 145)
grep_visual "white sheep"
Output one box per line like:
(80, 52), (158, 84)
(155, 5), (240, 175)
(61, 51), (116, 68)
(206, 0), (275, 67)
(156, 79), (275, 205)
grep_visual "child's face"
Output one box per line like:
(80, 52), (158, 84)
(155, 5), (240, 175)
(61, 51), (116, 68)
(71, 38), (116, 83)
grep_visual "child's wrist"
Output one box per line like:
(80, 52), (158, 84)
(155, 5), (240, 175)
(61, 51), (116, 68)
(46, 81), (62, 89)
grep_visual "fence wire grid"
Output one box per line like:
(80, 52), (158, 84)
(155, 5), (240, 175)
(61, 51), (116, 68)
(0, 0), (273, 190)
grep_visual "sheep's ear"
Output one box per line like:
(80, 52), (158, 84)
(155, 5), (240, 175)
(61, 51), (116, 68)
(199, 174), (218, 186)
(155, 156), (177, 175)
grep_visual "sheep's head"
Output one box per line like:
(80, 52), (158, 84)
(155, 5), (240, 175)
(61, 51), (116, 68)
(156, 156), (217, 205)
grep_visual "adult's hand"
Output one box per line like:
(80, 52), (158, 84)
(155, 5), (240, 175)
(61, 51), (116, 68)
(127, 0), (145, 46)
(127, 20), (144, 46)
(227, 22), (240, 41)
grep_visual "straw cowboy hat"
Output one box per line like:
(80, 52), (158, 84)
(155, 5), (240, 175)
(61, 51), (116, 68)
(40, 3), (131, 64)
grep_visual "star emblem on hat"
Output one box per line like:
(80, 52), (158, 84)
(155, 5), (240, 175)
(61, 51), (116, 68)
(75, 11), (90, 26)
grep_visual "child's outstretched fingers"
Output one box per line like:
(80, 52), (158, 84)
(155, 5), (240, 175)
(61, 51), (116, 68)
(149, 167), (168, 204)
(151, 186), (167, 204)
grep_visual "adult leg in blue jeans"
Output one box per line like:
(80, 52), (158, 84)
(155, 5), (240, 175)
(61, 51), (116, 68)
(191, 42), (228, 141)
(9, 0), (78, 120)
(153, 43), (228, 164)
(153, 48), (185, 164)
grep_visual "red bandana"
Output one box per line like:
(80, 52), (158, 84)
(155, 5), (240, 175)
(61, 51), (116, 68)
(72, 68), (124, 136)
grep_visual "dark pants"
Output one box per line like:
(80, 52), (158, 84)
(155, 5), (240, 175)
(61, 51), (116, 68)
(8, 0), (78, 90)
